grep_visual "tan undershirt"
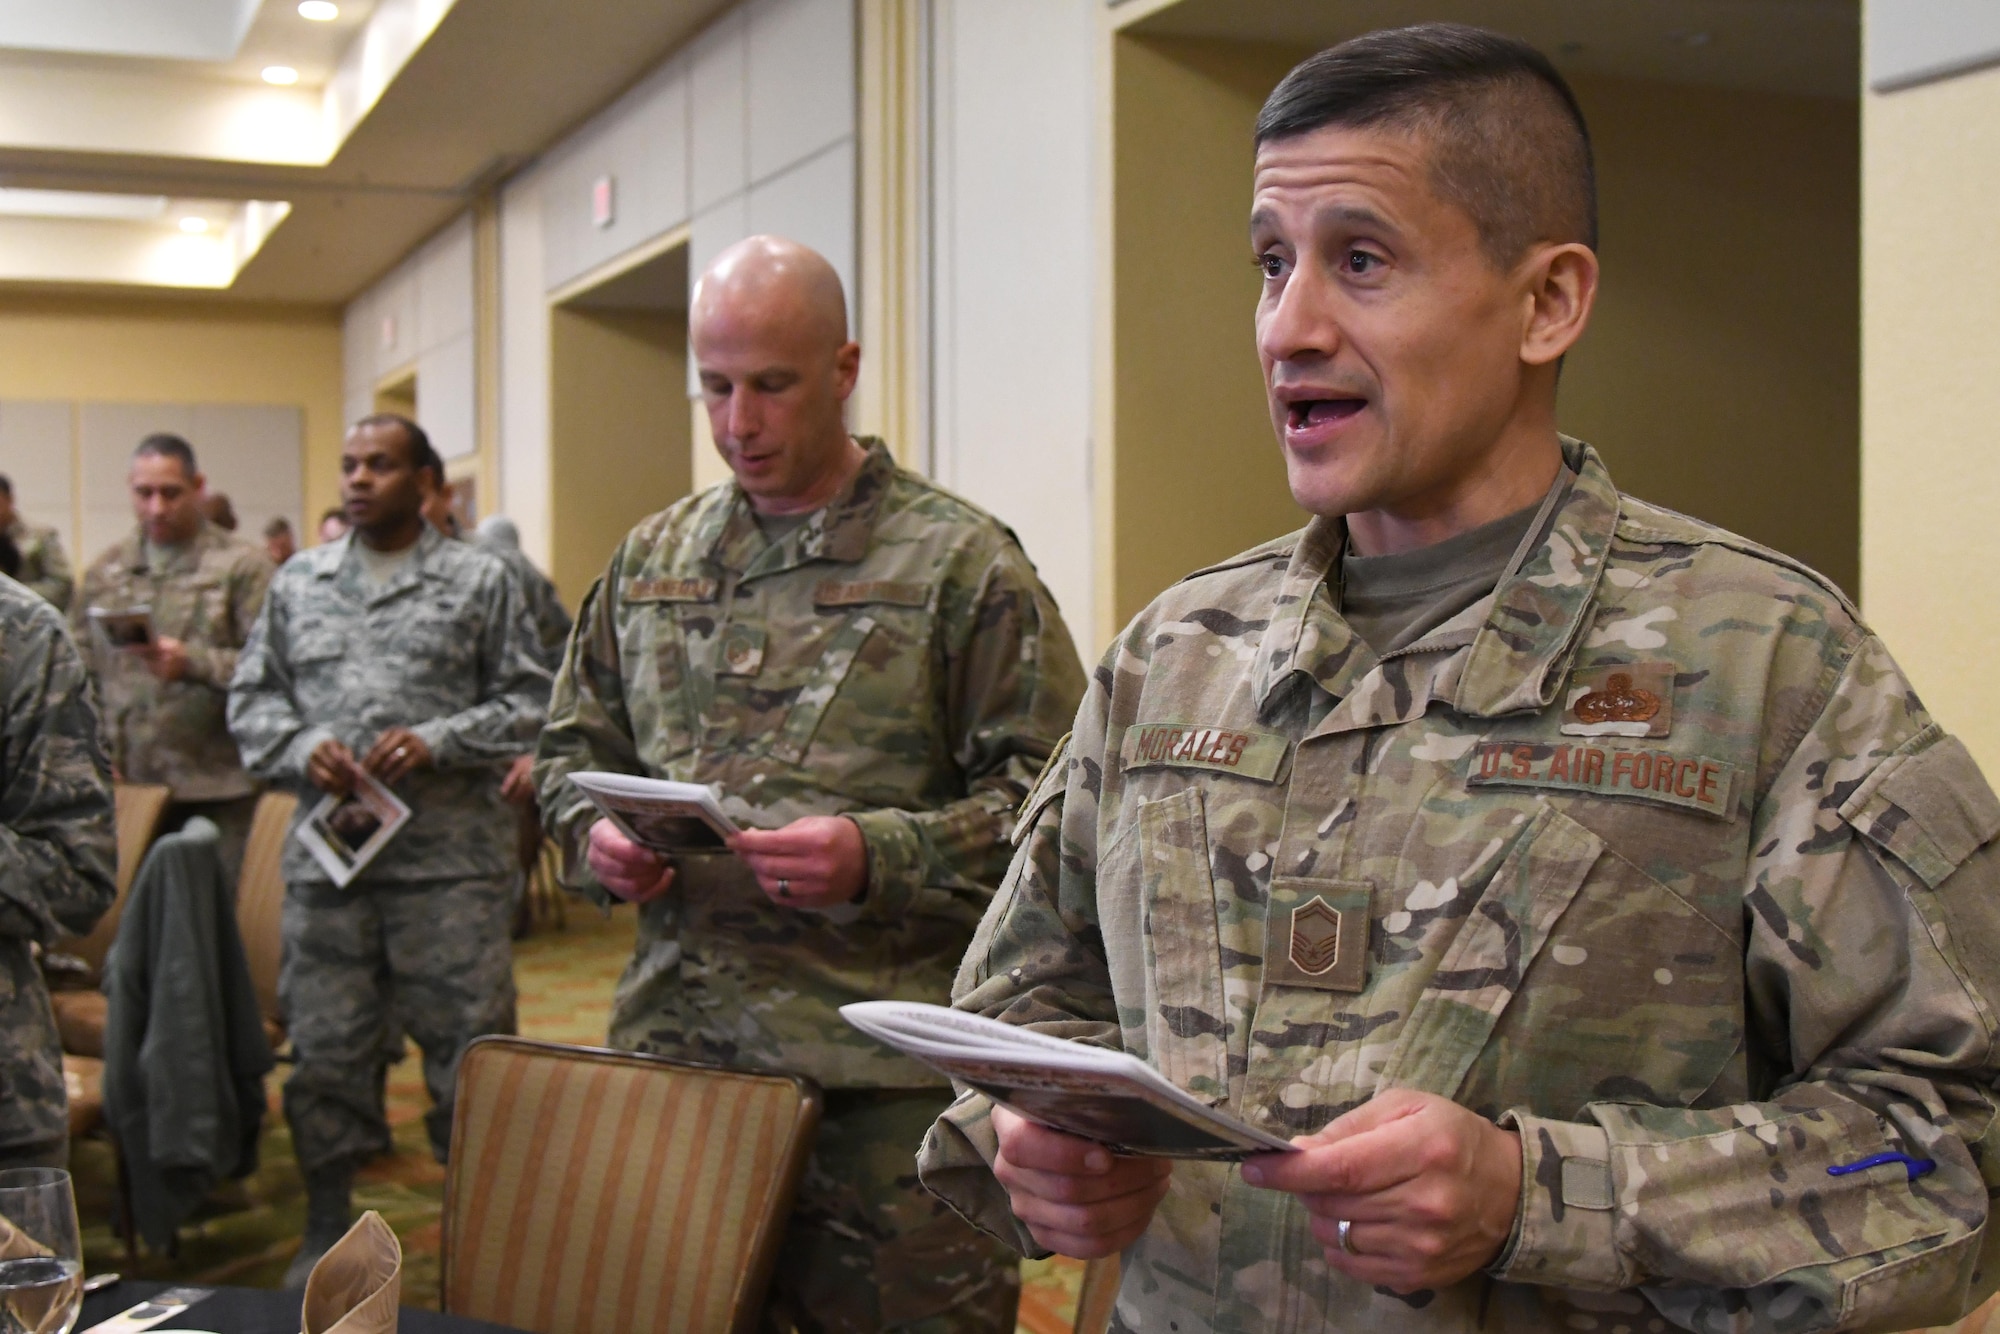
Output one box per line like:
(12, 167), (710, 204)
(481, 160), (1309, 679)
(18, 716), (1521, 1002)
(1339, 470), (1573, 657)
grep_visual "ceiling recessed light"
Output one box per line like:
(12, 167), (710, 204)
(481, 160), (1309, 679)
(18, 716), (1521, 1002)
(298, 1), (339, 18)
(179, 216), (210, 234)
(262, 65), (299, 85)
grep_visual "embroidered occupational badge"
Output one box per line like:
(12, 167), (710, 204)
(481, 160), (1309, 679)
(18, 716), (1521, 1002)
(1561, 662), (1675, 738)
(1290, 897), (1343, 974)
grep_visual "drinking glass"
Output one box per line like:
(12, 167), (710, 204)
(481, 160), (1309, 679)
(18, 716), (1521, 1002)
(0, 1168), (83, 1334)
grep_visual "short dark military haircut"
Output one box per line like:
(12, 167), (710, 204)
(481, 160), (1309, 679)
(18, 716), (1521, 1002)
(1255, 23), (1597, 267)
(134, 432), (199, 478)
(353, 413), (444, 488)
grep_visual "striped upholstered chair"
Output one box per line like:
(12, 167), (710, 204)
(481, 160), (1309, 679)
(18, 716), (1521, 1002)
(441, 1036), (821, 1334)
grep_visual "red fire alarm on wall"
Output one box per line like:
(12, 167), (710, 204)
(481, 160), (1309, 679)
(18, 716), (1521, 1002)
(592, 175), (616, 230)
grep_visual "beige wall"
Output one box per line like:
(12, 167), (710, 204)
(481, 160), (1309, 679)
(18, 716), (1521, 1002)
(1862, 63), (2000, 771)
(1107, 38), (1860, 631)
(0, 294), (344, 541)
(547, 306), (692, 605)
(1112, 35), (1306, 630)
(1561, 75), (1859, 595)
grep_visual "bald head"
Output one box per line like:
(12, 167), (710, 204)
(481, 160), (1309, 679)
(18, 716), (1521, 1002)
(692, 235), (849, 349)
(691, 235), (865, 515)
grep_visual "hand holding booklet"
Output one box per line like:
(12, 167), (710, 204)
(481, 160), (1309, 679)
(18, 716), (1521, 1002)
(297, 768), (411, 888)
(841, 1001), (1297, 1160)
(566, 771), (742, 853)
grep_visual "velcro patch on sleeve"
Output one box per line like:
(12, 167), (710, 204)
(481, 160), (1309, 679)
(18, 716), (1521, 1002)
(1841, 729), (2000, 889)
(813, 579), (930, 608)
(1121, 722), (1289, 782)
(625, 576), (718, 603)
(1467, 740), (1736, 819)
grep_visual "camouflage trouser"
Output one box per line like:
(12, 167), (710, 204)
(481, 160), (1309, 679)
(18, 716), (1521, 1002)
(279, 875), (516, 1174)
(763, 1087), (1019, 1334)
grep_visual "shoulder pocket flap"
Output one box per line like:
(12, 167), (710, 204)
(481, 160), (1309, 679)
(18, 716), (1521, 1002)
(624, 577), (717, 604)
(1839, 729), (2000, 889)
(1012, 732), (1073, 845)
(813, 579), (930, 608)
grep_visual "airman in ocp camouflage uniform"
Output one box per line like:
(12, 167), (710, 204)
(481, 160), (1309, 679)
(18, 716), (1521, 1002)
(0, 575), (116, 1171)
(918, 25), (2000, 1334)
(76, 435), (274, 884)
(228, 414), (548, 1285)
(0, 473), (75, 611)
(536, 237), (1084, 1334)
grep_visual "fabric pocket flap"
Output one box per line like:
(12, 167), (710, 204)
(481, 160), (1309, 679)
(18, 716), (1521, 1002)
(1839, 729), (2000, 889)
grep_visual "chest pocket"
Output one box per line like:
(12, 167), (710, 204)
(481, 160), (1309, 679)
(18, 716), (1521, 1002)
(765, 579), (934, 769)
(1136, 787), (1230, 1103)
(619, 581), (711, 759)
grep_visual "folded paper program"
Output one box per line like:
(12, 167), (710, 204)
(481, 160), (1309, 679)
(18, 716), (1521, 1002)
(301, 1210), (402, 1334)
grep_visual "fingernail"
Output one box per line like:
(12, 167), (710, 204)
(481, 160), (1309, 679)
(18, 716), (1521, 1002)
(1085, 1148), (1110, 1172)
(1240, 1160), (1266, 1185)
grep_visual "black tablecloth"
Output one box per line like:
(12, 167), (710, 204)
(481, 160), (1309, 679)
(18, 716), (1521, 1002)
(80, 1279), (528, 1334)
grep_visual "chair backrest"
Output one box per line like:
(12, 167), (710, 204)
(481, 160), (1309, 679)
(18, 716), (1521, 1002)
(235, 790), (297, 1026)
(1074, 1255), (1121, 1334)
(441, 1037), (821, 1334)
(61, 782), (170, 971)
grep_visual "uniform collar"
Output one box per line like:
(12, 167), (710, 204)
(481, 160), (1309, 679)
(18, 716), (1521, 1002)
(1254, 439), (1617, 721)
(123, 518), (217, 574)
(702, 437), (898, 579)
(321, 521), (450, 606)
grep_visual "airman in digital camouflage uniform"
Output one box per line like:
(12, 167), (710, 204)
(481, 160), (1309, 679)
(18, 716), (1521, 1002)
(229, 414), (547, 1286)
(918, 26), (2000, 1333)
(535, 236), (1085, 1334)
(0, 575), (115, 1172)
(0, 474), (75, 611)
(75, 434), (274, 886)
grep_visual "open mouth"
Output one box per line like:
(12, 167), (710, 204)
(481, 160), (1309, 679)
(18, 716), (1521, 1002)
(1286, 398), (1366, 431)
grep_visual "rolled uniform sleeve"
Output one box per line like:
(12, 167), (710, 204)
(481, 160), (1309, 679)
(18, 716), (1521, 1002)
(847, 546), (1086, 922)
(181, 549), (273, 690)
(919, 672), (1123, 1253)
(408, 563), (549, 768)
(227, 571), (331, 784)
(1494, 635), (2000, 1330)
(0, 604), (115, 943)
(535, 557), (643, 887)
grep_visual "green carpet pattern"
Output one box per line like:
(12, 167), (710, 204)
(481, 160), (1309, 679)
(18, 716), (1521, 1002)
(73, 903), (1086, 1331)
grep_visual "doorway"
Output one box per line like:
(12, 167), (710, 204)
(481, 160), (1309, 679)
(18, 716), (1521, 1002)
(546, 234), (693, 605)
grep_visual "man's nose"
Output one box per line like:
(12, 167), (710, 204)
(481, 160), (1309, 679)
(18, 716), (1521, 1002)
(726, 392), (760, 442)
(1257, 260), (1341, 369)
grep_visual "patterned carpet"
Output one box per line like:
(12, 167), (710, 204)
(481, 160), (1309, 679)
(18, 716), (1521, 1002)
(72, 902), (1084, 1332)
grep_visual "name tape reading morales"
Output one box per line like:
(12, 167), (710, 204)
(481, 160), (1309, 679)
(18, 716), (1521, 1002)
(1121, 722), (1289, 782)
(626, 577), (718, 603)
(1467, 740), (1736, 818)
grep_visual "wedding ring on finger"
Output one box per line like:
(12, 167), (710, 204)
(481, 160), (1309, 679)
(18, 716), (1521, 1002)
(778, 877), (791, 898)
(1338, 1219), (1359, 1256)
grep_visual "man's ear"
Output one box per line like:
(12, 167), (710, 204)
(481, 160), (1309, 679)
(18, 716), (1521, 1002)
(833, 340), (862, 402)
(1520, 243), (1599, 368)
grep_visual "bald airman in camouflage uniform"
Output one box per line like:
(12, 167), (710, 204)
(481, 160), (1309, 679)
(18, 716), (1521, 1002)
(0, 575), (116, 1171)
(229, 414), (548, 1284)
(537, 237), (1084, 1333)
(76, 436), (273, 885)
(918, 25), (2000, 1334)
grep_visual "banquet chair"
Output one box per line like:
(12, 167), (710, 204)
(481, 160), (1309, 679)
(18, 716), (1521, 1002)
(234, 790), (296, 1049)
(1074, 1255), (1120, 1334)
(47, 782), (171, 1062)
(442, 1036), (821, 1334)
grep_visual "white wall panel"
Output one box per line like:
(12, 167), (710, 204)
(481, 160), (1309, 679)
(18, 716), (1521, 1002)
(931, 0), (1096, 652)
(539, 59), (693, 294)
(690, 8), (749, 212)
(499, 168), (553, 565)
(74, 403), (300, 566)
(746, 139), (856, 330)
(0, 400), (75, 561)
(418, 331), (477, 460)
(1869, 1), (2000, 91)
(747, 0), (854, 183)
(417, 216), (475, 346)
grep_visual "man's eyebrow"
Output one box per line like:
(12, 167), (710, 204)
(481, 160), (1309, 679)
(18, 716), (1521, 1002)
(1318, 204), (1395, 232)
